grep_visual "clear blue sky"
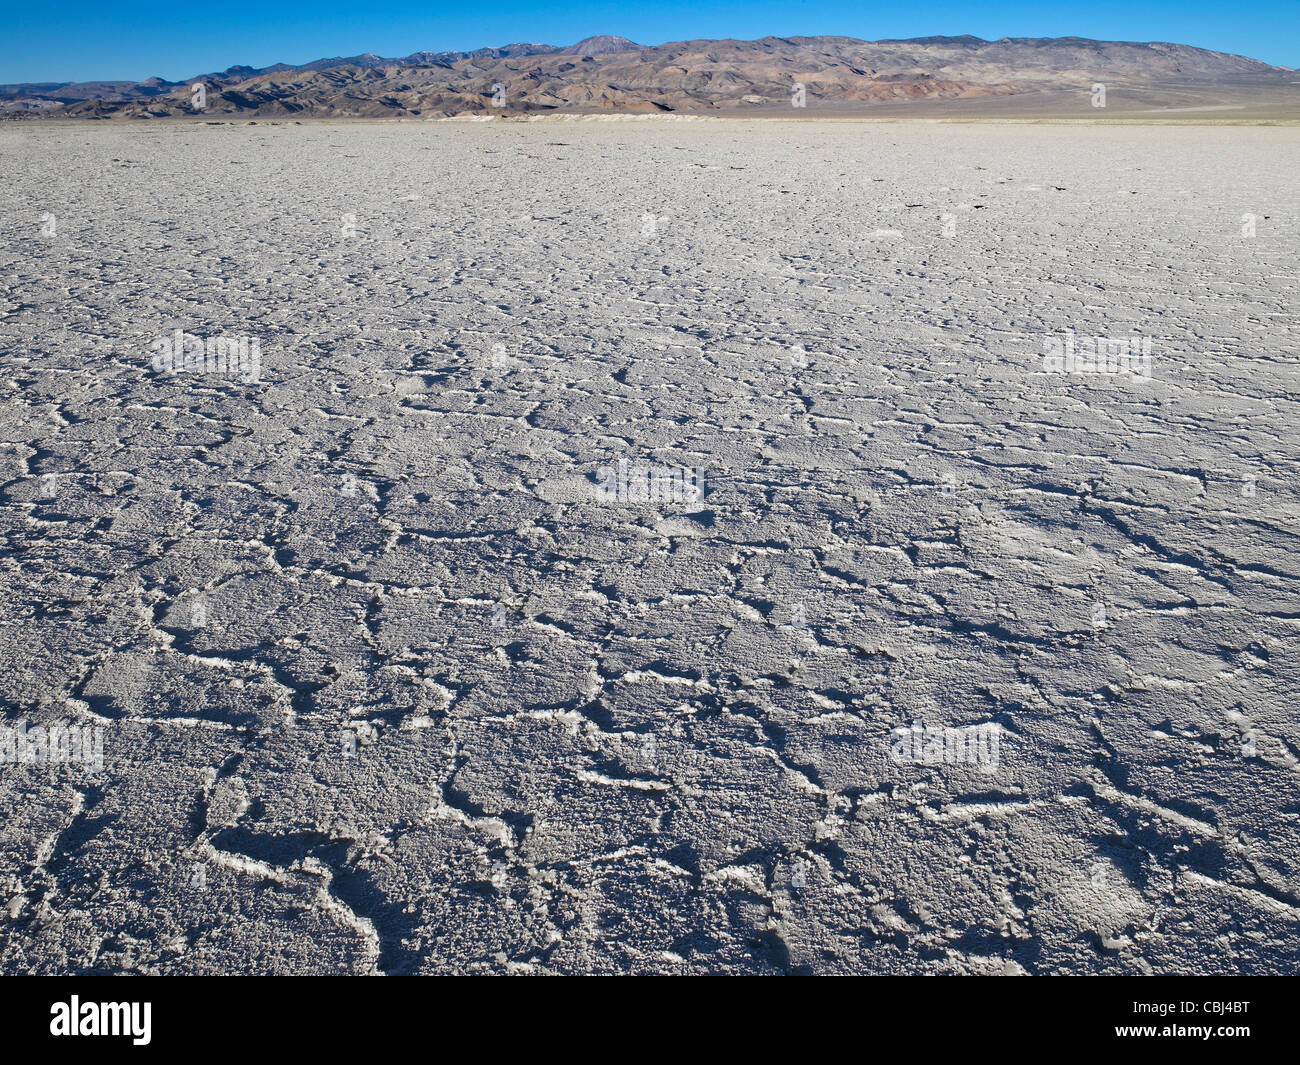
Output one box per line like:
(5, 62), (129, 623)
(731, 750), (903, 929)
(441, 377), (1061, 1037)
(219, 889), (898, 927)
(3, 1), (1297, 84)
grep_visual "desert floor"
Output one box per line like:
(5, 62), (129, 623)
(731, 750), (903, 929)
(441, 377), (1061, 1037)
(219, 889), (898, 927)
(1, 119), (1297, 973)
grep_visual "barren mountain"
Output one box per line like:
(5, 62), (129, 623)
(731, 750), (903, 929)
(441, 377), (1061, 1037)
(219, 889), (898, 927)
(1, 34), (1294, 118)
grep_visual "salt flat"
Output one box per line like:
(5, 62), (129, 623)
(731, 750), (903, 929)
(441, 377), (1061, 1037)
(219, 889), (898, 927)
(0, 119), (1297, 974)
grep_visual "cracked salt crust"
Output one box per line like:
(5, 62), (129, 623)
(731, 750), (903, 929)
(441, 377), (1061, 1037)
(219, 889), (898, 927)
(0, 120), (1297, 973)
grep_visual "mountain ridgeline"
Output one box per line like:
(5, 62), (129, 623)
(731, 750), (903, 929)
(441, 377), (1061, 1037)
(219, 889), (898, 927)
(1, 34), (1292, 118)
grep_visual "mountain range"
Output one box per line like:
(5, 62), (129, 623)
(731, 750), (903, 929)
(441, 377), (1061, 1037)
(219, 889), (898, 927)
(1, 34), (1294, 118)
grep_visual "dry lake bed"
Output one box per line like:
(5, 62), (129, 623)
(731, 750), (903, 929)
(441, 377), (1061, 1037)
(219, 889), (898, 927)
(1, 118), (1297, 973)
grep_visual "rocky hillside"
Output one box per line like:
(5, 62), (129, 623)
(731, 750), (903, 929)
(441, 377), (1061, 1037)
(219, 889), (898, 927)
(1, 34), (1291, 118)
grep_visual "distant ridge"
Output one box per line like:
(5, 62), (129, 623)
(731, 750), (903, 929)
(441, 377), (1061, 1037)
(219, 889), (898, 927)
(1, 34), (1292, 118)
(559, 35), (645, 56)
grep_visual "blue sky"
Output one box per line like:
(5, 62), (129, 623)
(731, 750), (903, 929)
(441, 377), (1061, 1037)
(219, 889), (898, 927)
(3, 1), (1297, 84)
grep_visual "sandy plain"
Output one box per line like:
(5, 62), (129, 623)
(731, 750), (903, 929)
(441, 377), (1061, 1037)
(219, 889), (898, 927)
(0, 119), (1297, 973)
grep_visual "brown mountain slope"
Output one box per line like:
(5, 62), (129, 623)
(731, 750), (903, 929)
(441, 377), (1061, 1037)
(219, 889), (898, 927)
(4, 35), (1293, 119)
